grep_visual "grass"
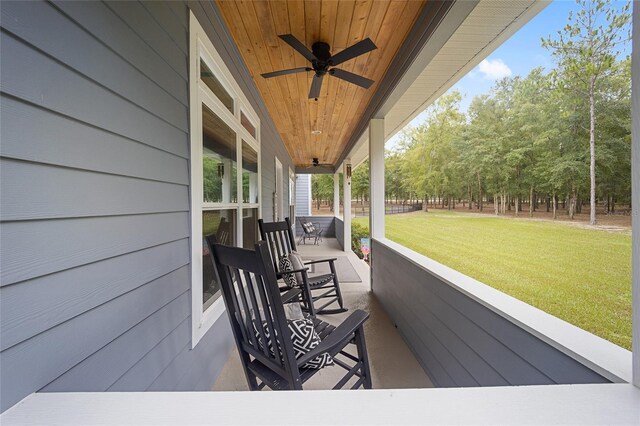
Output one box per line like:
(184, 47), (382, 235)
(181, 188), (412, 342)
(354, 211), (632, 350)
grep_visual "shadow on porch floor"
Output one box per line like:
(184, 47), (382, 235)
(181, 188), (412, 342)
(212, 238), (433, 391)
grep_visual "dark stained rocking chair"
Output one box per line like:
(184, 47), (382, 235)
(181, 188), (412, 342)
(258, 217), (347, 315)
(206, 237), (372, 391)
(298, 217), (323, 245)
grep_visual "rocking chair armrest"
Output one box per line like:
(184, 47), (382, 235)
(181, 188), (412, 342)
(303, 257), (337, 266)
(275, 267), (310, 278)
(281, 288), (302, 304)
(296, 309), (369, 367)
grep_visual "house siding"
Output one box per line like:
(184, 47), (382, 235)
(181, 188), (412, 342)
(371, 240), (609, 387)
(295, 174), (311, 217)
(0, 0), (293, 413)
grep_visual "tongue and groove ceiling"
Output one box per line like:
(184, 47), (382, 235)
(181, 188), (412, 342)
(216, 0), (426, 168)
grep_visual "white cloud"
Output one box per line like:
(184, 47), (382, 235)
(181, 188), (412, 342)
(477, 58), (512, 80)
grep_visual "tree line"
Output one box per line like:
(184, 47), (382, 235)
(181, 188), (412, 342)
(313, 0), (632, 223)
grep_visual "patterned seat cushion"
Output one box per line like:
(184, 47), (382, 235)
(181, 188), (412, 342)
(252, 318), (334, 369)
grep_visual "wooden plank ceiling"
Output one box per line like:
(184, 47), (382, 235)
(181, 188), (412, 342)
(216, 0), (426, 168)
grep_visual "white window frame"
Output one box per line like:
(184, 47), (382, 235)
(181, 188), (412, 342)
(189, 12), (260, 348)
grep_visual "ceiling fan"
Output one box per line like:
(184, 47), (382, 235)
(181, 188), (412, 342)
(298, 157), (333, 171)
(261, 34), (377, 100)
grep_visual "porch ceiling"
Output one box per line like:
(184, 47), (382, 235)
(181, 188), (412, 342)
(215, 0), (426, 169)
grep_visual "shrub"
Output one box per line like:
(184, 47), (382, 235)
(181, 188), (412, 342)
(351, 222), (370, 259)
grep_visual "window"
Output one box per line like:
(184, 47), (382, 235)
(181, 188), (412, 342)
(203, 105), (237, 204)
(190, 12), (260, 347)
(241, 111), (256, 138)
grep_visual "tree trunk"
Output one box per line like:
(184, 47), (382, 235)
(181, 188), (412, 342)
(529, 186), (534, 218)
(494, 193), (499, 215)
(476, 173), (482, 211)
(552, 192), (557, 220)
(515, 195), (519, 217)
(569, 189), (576, 220)
(546, 196), (550, 213)
(589, 77), (597, 225)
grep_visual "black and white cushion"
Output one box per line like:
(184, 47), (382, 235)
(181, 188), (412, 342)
(252, 318), (334, 369)
(278, 255), (297, 287)
(302, 222), (315, 234)
(288, 251), (306, 284)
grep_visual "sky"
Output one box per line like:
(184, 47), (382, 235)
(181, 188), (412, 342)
(386, 0), (632, 148)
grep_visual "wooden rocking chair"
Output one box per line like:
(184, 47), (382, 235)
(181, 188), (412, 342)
(298, 217), (323, 245)
(206, 237), (372, 391)
(258, 217), (347, 315)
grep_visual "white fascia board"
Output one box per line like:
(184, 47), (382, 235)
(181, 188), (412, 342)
(4, 384), (640, 425)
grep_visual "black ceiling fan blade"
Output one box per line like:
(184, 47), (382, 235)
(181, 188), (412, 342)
(330, 68), (374, 89)
(261, 67), (310, 79)
(279, 34), (317, 63)
(308, 74), (324, 99)
(329, 37), (377, 66)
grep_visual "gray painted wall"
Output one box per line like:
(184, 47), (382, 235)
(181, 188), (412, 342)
(0, 0), (294, 412)
(295, 174), (311, 217)
(371, 240), (609, 388)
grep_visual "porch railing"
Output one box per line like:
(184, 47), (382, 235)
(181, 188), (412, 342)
(371, 237), (631, 387)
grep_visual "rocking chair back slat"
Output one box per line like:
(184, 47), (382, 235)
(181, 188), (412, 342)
(236, 268), (270, 359)
(258, 217), (297, 272)
(232, 267), (257, 350)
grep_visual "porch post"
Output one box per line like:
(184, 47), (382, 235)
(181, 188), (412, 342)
(334, 172), (340, 217)
(343, 160), (351, 252)
(631, 0), (639, 388)
(369, 118), (385, 239)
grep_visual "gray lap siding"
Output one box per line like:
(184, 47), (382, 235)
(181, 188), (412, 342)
(0, 0), (293, 412)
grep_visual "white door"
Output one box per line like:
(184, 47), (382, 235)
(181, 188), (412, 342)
(274, 157), (283, 221)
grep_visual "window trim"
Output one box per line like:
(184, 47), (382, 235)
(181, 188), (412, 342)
(189, 11), (260, 348)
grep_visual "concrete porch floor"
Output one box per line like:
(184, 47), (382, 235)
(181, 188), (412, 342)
(212, 238), (434, 391)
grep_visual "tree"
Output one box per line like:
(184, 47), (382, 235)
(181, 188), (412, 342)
(311, 174), (334, 210)
(542, 0), (631, 225)
(351, 161), (370, 204)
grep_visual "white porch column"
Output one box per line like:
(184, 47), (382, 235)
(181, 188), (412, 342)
(343, 161), (351, 252)
(631, 0), (639, 388)
(369, 118), (385, 239)
(334, 172), (340, 217)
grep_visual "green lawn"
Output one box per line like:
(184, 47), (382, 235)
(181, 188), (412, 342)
(354, 211), (632, 350)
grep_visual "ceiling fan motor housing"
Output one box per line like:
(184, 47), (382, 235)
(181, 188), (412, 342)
(311, 42), (332, 72)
